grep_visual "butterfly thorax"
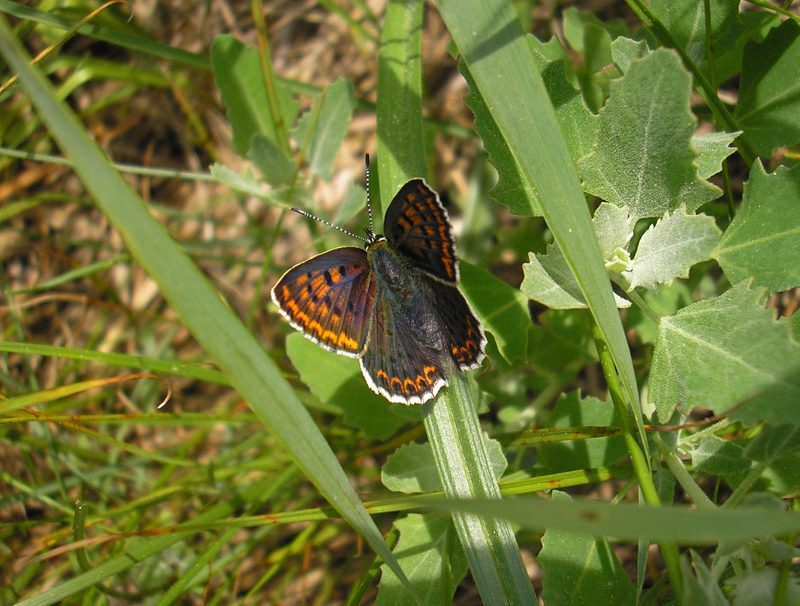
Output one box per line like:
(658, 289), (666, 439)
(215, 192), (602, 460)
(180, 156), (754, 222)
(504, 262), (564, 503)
(366, 238), (407, 284)
(367, 239), (445, 351)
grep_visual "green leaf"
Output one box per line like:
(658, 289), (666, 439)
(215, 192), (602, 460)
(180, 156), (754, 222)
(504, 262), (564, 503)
(376, 514), (468, 606)
(459, 261), (529, 364)
(382, 438), (507, 494)
(210, 35), (298, 156)
(730, 569), (800, 606)
(528, 33), (568, 62)
(713, 162), (800, 293)
(650, 282), (800, 424)
(692, 131), (741, 180)
(461, 61), (541, 216)
(522, 244), (631, 309)
(284, 333), (414, 440)
(210, 163), (270, 199)
(578, 49), (719, 219)
(522, 246), (591, 310)
(760, 451), (800, 497)
(562, 7), (628, 55)
(628, 282), (693, 345)
(650, 0), (743, 65)
(713, 11), (780, 84)
(691, 435), (751, 488)
(745, 425), (800, 463)
(248, 134), (296, 185)
(521, 203), (636, 309)
(625, 207), (721, 291)
(593, 202), (633, 266)
(295, 78), (356, 180)
(540, 491), (636, 606)
(333, 183), (367, 224)
(734, 19), (800, 159)
(536, 392), (627, 474)
(463, 33), (596, 216)
(527, 310), (595, 380)
(610, 36), (650, 73)
(528, 36), (596, 164)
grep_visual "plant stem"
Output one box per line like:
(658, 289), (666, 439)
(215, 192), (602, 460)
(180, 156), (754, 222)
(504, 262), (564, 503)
(722, 460), (769, 509)
(744, 0), (800, 23)
(251, 0), (292, 156)
(0, 146), (216, 181)
(592, 324), (684, 599)
(655, 435), (716, 510)
(611, 273), (662, 324)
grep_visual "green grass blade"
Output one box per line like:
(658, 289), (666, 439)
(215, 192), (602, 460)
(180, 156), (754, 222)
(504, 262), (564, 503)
(0, 342), (229, 384)
(0, 15), (411, 598)
(0, 0), (208, 69)
(375, 0), (426, 223)
(429, 495), (800, 544)
(377, 2), (535, 603)
(433, 0), (642, 438)
(12, 471), (296, 606)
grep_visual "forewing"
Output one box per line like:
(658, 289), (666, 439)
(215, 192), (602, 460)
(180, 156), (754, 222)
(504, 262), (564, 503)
(271, 247), (375, 357)
(360, 294), (448, 405)
(431, 279), (486, 370)
(383, 179), (458, 283)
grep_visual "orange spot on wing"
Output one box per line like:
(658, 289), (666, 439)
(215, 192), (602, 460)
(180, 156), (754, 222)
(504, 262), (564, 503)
(423, 365), (437, 382)
(337, 331), (357, 349)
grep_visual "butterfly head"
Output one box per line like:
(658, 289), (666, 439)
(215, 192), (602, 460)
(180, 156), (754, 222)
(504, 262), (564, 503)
(363, 227), (386, 249)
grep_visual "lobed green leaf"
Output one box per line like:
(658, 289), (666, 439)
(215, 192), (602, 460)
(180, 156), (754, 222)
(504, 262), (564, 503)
(579, 49), (719, 219)
(626, 207), (721, 291)
(714, 162), (800, 293)
(734, 20), (800, 158)
(650, 282), (800, 424)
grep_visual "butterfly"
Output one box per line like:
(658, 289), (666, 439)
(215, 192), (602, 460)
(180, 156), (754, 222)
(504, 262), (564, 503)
(271, 167), (485, 405)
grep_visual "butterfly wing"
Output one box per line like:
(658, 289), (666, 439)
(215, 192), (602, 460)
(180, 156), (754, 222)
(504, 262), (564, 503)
(271, 247), (376, 357)
(429, 278), (486, 370)
(383, 179), (459, 283)
(360, 293), (448, 405)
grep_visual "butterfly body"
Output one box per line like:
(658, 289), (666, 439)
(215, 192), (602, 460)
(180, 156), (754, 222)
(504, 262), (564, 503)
(272, 178), (486, 405)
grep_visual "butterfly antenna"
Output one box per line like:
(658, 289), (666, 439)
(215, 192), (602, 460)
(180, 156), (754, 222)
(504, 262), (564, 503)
(364, 154), (375, 236)
(290, 207), (368, 243)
